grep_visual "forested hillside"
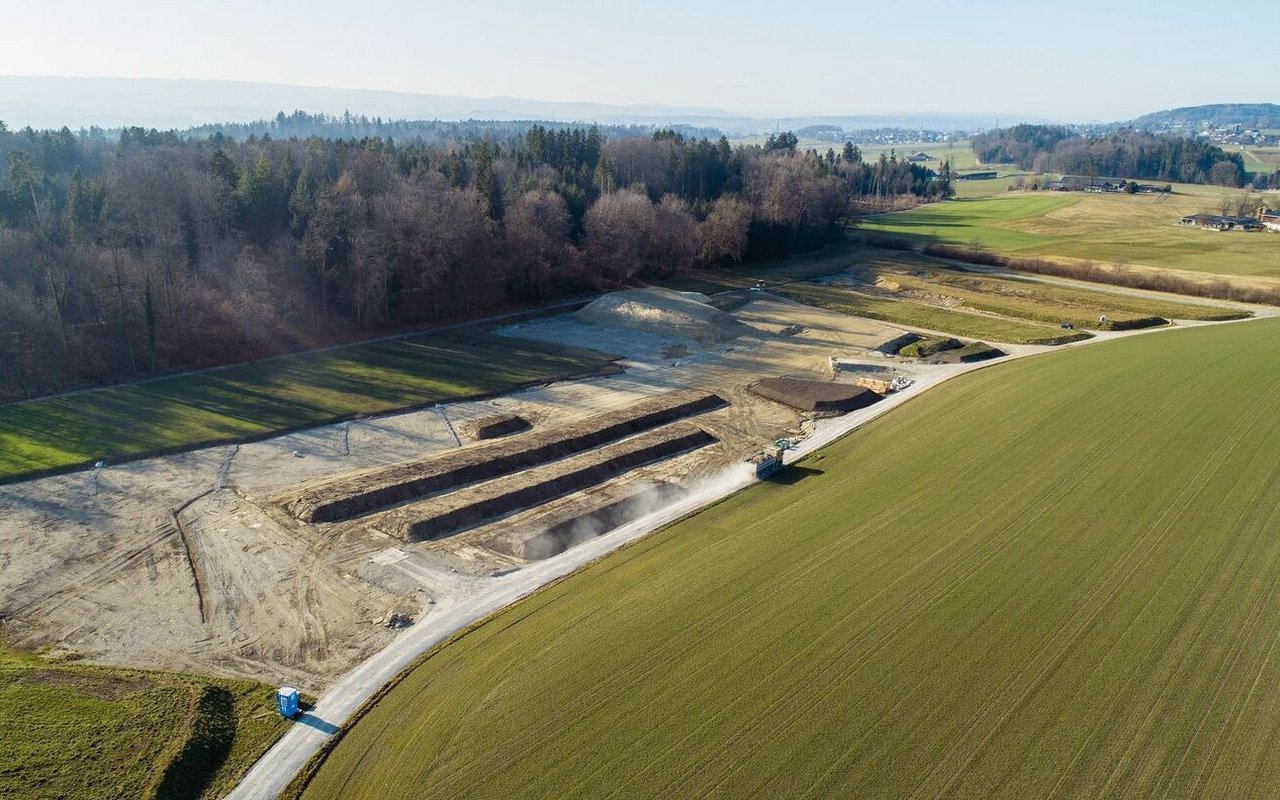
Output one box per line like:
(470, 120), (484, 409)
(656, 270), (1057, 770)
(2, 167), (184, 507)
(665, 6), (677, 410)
(972, 125), (1247, 186)
(0, 120), (949, 400)
(1131, 103), (1280, 131)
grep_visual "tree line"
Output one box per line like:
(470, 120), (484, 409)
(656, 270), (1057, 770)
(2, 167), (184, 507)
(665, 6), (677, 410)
(972, 125), (1248, 187)
(0, 118), (950, 400)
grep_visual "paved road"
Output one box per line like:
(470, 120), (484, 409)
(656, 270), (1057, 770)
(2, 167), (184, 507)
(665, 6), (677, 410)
(224, 311), (1270, 800)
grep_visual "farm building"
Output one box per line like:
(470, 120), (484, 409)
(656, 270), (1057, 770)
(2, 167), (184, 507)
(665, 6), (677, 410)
(906, 151), (932, 162)
(1260, 209), (1280, 232)
(1051, 175), (1128, 192)
(1179, 214), (1267, 232)
(956, 171), (998, 181)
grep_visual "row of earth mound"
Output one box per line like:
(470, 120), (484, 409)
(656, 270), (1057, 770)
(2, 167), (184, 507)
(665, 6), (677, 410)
(272, 377), (901, 551)
(273, 390), (728, 544)
(270, 288), (1005, 551)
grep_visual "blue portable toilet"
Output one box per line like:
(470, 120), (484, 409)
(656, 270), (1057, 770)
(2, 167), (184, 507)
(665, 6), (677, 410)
(276, 686), (300, 718)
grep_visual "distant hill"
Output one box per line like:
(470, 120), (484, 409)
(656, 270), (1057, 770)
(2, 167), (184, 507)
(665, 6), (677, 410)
(1131, 103), (1280, 130)
(0, 75), (738, 131)
(0, 75), (1037, 135)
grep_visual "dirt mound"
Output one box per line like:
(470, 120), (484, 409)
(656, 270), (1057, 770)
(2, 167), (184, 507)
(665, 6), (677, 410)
(876, 332), (923, 355)
(277, 390), (726, 523)
(384, 426), (715, 541)
(461, 414), (531, 440)
(577, 288), (751, 345)
(899, 337), (962, 359)
(517, 483), (688, 560)
(749, 377), (882, 415)
(928, 342), (1005, 364)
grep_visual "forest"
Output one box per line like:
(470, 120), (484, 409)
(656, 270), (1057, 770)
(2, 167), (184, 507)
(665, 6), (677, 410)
(0, 118), (950, 400)
(972, 125), (1248, 186)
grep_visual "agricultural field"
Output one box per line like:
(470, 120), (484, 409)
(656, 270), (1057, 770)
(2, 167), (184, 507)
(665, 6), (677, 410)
(0, 647), (286, 800)
(0, 332), (615, 483)
(857, 141), (1028, 199)
(950, 173), (1033, 199)
(1241, 145), (1280, 175)
(776, 281), (1090, 344)
(658, 244), (876, 295)
(297, 317), (1280, 800)
(663, 244), (1245, 341)
(850, 249), (1247, 328)
(857, 187), (1280, 278)
(861, 140), (982, 170)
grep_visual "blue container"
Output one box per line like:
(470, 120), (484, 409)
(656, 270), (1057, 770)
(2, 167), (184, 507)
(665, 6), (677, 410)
(276, 687), (300, 718)
(756, 455), (782, 479)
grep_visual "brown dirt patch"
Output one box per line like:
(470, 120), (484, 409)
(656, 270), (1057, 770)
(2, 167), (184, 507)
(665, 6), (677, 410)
(749, 378), (883, 414)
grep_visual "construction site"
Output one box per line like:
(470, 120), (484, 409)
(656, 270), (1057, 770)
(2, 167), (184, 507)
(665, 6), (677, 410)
(0, 285), (982, 689)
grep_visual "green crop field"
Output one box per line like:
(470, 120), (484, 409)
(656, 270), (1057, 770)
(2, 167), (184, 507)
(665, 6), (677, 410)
(0, 648), (286, 800)
(1242, 146), (1280, 174)
(0, 332), (614, 483)
(297, 317), (1280, 800)
(857, 188), (1280, 278)
(776, 281), (1091, 344)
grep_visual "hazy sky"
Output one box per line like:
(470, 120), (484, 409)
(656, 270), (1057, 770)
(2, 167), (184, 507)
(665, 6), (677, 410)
(0, 0), (1267, 120)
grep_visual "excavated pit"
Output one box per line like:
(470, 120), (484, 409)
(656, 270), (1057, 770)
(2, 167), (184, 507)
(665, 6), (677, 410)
(380, 426), (715, 542)
(276, 390), (726, 523)
(461, 414), (531, 440)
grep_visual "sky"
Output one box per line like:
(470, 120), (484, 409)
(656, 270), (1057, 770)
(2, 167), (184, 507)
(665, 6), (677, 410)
(0, 0), (1269, 121)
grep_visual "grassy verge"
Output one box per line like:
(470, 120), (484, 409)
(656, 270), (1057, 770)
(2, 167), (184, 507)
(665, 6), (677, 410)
(0, 648), (286, 800)
(775, 282), (1091, 344)
(0, 332), (616, 484)
(298, 317), (1280, 800)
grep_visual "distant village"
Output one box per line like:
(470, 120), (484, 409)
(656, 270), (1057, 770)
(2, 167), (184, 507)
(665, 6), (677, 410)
(1152, 122), (1280, 148)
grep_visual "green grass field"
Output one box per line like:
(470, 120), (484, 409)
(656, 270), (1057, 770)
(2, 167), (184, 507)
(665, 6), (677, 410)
(0, 648), (286, 800)
(1241, 146), (1280, 175)
(297, 317), (1280, 800)
(857, 189), (1280, 278)
(0, 332), (614, 483)
(776, 281), (1091, 344)
(663, 244), (1243, 339)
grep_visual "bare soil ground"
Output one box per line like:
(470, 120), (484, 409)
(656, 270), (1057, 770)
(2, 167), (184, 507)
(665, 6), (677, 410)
(0, 292), (921, 692)
(749, 377), (882, 413)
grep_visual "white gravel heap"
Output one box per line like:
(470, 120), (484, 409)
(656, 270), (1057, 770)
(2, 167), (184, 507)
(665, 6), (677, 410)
(577, 288), (751, 345)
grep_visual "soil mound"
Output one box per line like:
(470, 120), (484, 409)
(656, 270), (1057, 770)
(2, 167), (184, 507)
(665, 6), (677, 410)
(577, 288), (751, 345)
(462, 414), (531, 440)
(876, 332), (923, 355)
(388, 426), (715, 541)
(519, 483), (688, 560)
(928, 342), (1005, 364)
(749, 377), (882, 415)
(277, 390), (726, 523)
